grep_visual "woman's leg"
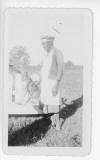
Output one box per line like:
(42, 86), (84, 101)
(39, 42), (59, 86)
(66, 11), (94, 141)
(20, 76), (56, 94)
(51, 114), (56, 126)
(49, 105), (60, 130)
(51, 113), (60, 130)
(43, 105), (48, 114)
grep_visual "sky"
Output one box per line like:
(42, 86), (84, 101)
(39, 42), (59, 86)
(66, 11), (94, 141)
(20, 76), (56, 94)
(4, 9), (90, 66)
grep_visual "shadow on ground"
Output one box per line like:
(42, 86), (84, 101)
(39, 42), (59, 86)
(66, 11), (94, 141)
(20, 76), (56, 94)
(59, 96), (83, 128)
(8, 96), (83, 146)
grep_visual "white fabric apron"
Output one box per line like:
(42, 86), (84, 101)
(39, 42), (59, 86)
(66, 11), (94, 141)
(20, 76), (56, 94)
(41, 50), (60, 106)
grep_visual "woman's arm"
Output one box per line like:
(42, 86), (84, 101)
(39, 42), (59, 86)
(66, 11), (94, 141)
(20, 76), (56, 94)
(56, 50), (64, 82)
(52, 50), (64, 96)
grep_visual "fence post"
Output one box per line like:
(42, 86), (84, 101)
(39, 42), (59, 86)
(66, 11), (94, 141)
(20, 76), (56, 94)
(12, 73), (16, 103)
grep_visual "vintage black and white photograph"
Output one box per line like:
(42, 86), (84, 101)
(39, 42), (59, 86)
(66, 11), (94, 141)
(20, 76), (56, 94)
(3, 8), (92, 155)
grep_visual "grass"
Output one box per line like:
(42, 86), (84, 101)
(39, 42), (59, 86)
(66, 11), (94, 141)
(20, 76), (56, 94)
(8, 68), (83, 147)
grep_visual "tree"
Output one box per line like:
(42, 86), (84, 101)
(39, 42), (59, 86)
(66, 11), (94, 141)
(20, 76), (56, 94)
(9, 46), (30, 103)
(9, 45), (30, 74)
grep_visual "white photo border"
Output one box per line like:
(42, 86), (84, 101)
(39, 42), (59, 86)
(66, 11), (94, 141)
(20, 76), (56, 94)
(2, 8), (93, 156)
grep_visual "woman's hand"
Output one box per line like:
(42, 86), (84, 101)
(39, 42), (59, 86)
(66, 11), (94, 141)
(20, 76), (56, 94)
(52, 81), (60, 96)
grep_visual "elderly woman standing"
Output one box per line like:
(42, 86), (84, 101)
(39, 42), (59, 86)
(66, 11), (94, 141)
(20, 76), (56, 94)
(40, 35), (64, 130)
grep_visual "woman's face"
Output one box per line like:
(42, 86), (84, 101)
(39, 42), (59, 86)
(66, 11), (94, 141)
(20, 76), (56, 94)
(41, 40), (53, 52)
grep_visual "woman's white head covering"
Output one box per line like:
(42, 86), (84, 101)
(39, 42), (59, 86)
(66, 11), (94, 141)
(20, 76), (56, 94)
(40, 21), (63, 41)
(40, 35), (55, 42)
